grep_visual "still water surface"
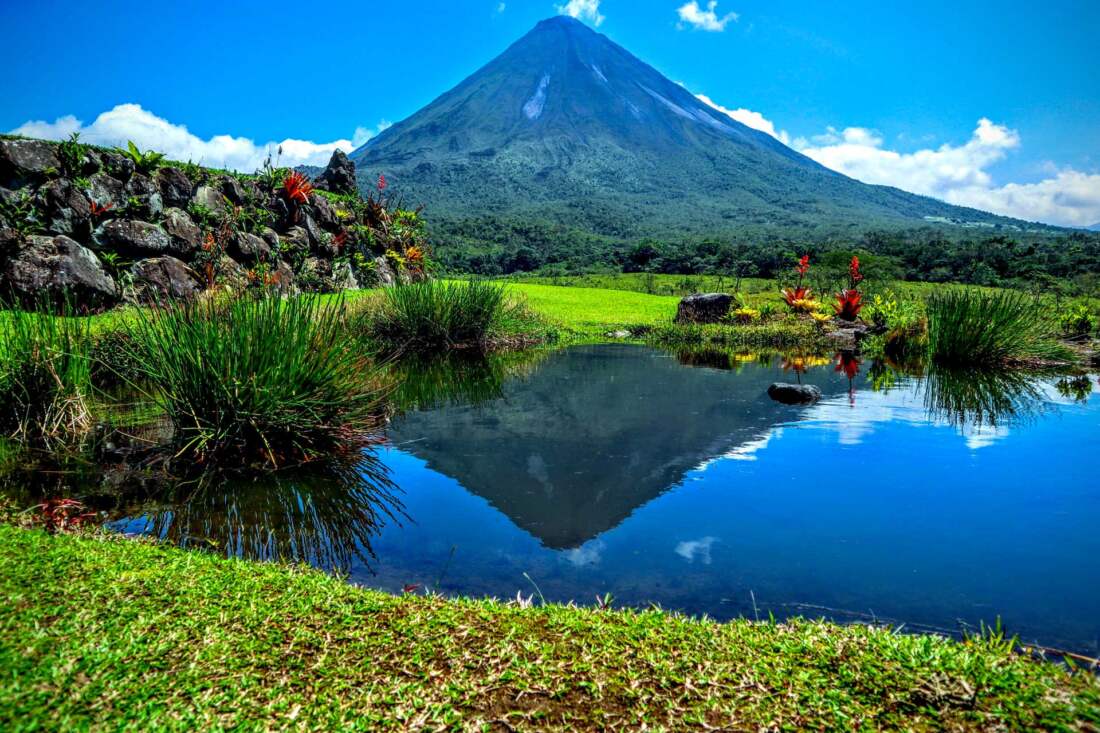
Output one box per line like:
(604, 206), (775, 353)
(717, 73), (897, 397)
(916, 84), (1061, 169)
(17, 345), (1100, 654)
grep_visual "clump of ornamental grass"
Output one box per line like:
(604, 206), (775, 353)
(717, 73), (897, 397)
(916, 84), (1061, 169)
(0, 305), (93, 446)
(925, 289), (1077, 367)
(125, 294), (385, 469)
(360, 279), (540, 354)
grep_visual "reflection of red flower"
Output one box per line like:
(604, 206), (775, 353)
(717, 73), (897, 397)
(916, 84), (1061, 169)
(834, 289), (863, 320)
(835, 352), (861, 380)
(283, 171), (313, 204)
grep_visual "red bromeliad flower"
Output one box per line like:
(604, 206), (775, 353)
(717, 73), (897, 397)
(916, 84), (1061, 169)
(834, 289), (863, 320)
(333, 230), (348, 252)
(283, 171), (314, 205)
(377, 174), (388, 192)
(782, 285), (812, 307)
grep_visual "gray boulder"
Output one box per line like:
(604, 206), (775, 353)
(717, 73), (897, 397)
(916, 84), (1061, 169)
(190, 184), (226, 215)
(87, 172), (125, 210)
(0, 139), (60, 187)
(674, 293), (733, 324)
(124, 173), (164, 218)
(313, 150), (357, 195)
(372, 255), (398, 286)
(40, 178), (92, 237)
(98, 150), (135, 181)
(230, 231), (272, 264)
(156, 167), (194, 209)
(92, 219), (171, 255)
(129, 256), (202, 303)
(767, 383), (822, 405)
(218, 175), (246, 205)
(2, 234), (118, 310)
(161, 208), (203, 256)
(309, 192), (338, 230)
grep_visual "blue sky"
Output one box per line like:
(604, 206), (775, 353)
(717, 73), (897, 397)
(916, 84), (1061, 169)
(3, 0), (1098, 226)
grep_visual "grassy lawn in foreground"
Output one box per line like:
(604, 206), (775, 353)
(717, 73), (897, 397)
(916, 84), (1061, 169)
(1, 525), (1097, 731)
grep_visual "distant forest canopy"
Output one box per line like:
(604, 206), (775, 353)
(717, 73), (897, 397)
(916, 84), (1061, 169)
(430, 216), (1100, 295)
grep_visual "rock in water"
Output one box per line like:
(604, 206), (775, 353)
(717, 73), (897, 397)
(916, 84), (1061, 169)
(314, 150), (358, 195)
(675, 293), (733, 324)
(767, 383), (822, 405)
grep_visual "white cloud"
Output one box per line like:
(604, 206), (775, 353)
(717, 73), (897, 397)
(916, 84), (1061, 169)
(696, 93), (790, 144)
(944, 169), (1100, 228)
(9, 103), (387, 173)
(675, 536), (718, 564)
(497, 2), (506, 13)
(793, 118), (1100, 227)
(677, 1), (738, 31)
(556, 0), (604, 26)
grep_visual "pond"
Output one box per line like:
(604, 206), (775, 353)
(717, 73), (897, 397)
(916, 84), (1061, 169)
(4, 344), (1099, 656)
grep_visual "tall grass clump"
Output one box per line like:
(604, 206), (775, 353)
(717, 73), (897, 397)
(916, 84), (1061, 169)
(0, 305), (93, 445)
(127, 295), (385, 469)
(926, 289), (1077, 367)
(362, 279), (536, 353)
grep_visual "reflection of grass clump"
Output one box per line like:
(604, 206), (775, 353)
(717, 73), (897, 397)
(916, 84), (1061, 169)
(0, 305), (93, 446)
(126, 295), (385, 469)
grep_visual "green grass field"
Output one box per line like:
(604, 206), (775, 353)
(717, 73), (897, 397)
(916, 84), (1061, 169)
(2, 525), (1096, 732)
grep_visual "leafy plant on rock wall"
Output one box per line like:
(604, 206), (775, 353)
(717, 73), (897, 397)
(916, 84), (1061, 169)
(115, 140), (166, 175)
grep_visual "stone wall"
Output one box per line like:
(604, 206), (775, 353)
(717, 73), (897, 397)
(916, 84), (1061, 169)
(0, 138), (423, 312)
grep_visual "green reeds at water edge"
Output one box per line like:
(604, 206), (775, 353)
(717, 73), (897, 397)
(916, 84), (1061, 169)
(0, 304), (93, 446)
(125, 295), (387, 469)
(925, 289), (1077, 368)
(359, 279), (543, 354)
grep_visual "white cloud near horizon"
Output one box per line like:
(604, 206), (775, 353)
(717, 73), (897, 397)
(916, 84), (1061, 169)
(695, 94), (1100, 228)
(677, 1), (738, 32)
(696, 93), (790, 145)
(557, 0), (604, 26)
(8, 103), (390, 173)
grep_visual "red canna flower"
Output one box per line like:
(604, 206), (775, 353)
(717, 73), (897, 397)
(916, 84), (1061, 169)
(283, 171), (314, 205)
(849, 256), (863, 286)
(834, 289), (863, 320)
(796, 254), (810, 277)
(377, 174), (388, 192)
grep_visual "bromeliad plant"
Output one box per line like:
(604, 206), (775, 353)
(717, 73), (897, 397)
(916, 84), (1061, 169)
(834, 256), (865, 321)
(781, 255), (818, 313)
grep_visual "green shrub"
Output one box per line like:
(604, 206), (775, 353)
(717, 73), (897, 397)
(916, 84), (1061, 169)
(1057, 302), (1095, 337)
(125, 294), (384, 469)
(0, 306), (93, 444)
(925, 289), (1076, 367)
(360, 279), (525, 354)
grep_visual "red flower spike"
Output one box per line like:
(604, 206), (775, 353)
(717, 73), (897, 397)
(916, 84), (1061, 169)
(796, 254), (810, 277)
(377, 174), (388, 192)
(849, 256), (864, 286)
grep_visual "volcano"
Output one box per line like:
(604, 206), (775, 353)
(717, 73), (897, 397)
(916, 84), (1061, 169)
(352, 17), (1036, 253)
